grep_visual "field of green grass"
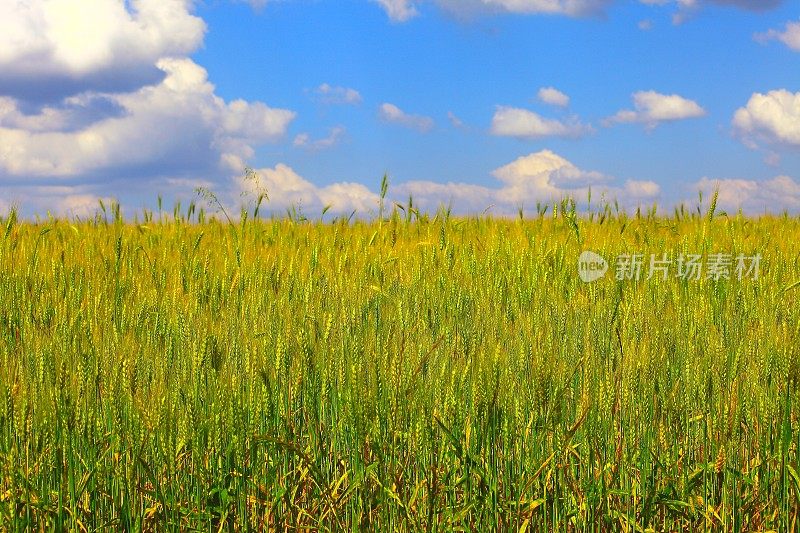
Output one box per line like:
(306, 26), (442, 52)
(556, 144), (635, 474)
(1, 199), (799, 531)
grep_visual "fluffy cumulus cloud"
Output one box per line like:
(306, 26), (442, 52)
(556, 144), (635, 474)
(693, 176), (800, 214)
(0, 94), (121, 133)
(491, 150), (657, 204)
(0, 0), (206, 102)
(491, 106), (591, 139)
(732, 90), (800, 149)
(537, 87), (570, 107)
(379, 103), (435, 132)
(1, 151), (665, 219)
(605, 91), (706, 129)
(241, 164), (381, 214)
(755, 20), (800, 52)
(392, 150), (659, 214)
(235, 151), (659, 218)
(0, 0), (302, 216)
(0, 58), (295, 178)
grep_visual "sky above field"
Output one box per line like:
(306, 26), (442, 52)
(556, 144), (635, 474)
(0, 0), (799, 217)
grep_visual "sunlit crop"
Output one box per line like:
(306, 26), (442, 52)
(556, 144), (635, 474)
(1, 194), (799, 530)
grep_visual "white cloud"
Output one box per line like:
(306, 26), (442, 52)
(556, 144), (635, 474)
(693, 175), (800, 214)
(372, 0), (420, 22)
(314, 83), (363, 105)
(394, 181), (496, 212)
(0, 0), (206, 102)
(448, 111), (466, 129)
(0, 0), (299, 212)
(480, 0), (609, 15)
(293, 126), (346, 151)
(374, 0), (616, 21)
(492, 150), (609, 194)
(491, 106), (591, 139)
(0, 95), (103, 132)
(537, 87), (570, 107)
(242, 164), (381, 214)
(293, 133), (310, 146)
(670, 0), (699, 23)
(392, 150), (659, 214)
(0, 58), (295, 178)
(641, 0), (784, 25)
(234, 152), (660, 219)
(755, 20), (800, 52)
(0, 184), (118, 218)
(379, 103), (435, 132)
(732, 90), (800, 149)
(435, 0), (611, 17)
(605, 91), (706, 129)
(3, 149), (664, 218)
(59, 194), (116, 218)
(0, 0), (303, 218)
(623, 179), (660, 198)
(704, 0), (783, 10)
(376, 0), (784, 22)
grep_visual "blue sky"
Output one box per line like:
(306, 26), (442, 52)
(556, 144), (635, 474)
(0, 0), (798, 216)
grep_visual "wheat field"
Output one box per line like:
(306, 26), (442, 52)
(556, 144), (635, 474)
(1, 198), (799, 531)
